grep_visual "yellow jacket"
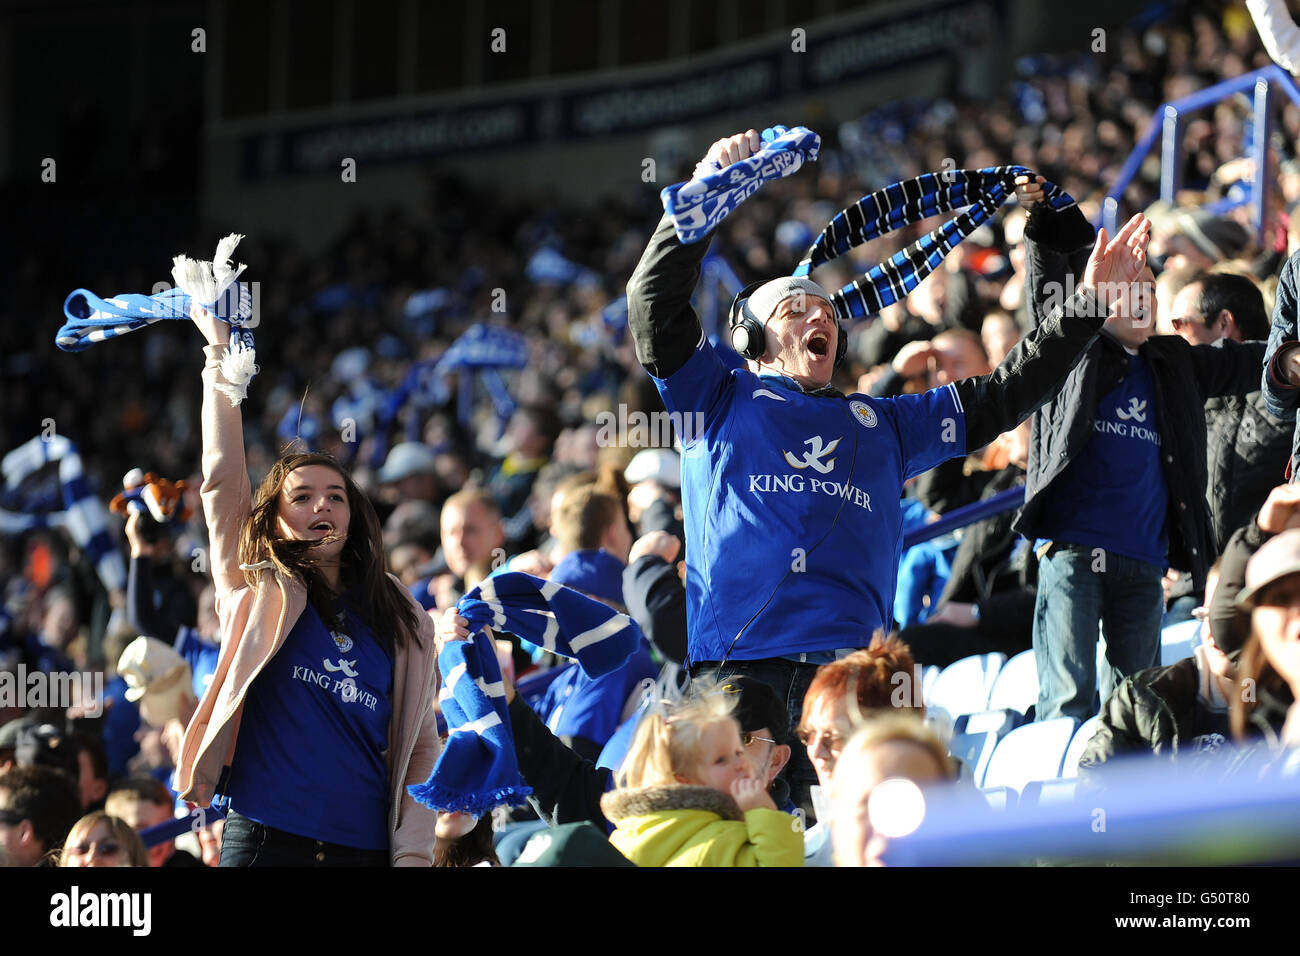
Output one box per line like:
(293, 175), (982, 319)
(600, 784), (804, 867)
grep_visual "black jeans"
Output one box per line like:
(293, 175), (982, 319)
(690, 658), (821, 822)
(219, 811), (389, 867)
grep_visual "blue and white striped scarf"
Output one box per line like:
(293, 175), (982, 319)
(661, 125), (821, 244)
(56, 283), (250, 351)
(407, 572), (641, 815)
(56, 235), (260, 405)
(0, 436), (126, 594)
(794, 166), (1075, 319)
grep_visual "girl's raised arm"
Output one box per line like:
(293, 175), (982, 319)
(191, 303), (252, 602)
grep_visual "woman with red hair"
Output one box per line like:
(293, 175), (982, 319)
(795, 634), (923, 865)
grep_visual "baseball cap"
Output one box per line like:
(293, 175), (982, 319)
(117, 637), (194, 727)
(720, 675), (790, 744)
(1235, 529), (1300, 610)
(550, 549), (626, 607)
(624, 449), (680, 489)
(377, 442), (438, 483)
(1170, 209), (1251, 263)
(14, 723), (80, 779)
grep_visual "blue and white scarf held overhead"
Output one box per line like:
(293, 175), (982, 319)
(661, 125), (821, 244)
(407, 571), (641, 815)
(57, 235), (259, 405)
(1, 436), (126, 594)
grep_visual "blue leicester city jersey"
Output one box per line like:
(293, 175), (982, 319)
(223, 598), (393, 850)
(1037, 351), (1169, 568)
(654, 337), (965, 664)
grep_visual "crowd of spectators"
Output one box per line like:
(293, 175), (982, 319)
(4, 1), (1300, 867)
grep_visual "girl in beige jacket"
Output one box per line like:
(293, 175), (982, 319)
(175, 305), (441, 866)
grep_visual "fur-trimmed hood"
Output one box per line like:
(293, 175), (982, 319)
(601, 784), (744, 823)
(599, 783), (805, 867)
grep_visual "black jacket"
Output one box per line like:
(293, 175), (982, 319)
(507, 689), (793, 827)
(1014, 204), (1267, 591)
(509, 692), (612, 829)
(1208, 513), (1271, 656)
(1260, 248), (1300, 479)
(628, 213), (1115, 462)
(936, 465), (1036, 613)
(622, 555), (688, 665)
(1204, 392), (1292, 552)
(1076, 655), (1233, 774)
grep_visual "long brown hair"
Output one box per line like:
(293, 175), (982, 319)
(432, 814), (500, 867)
(1230, 627), (1289, 741)
(238, 451), (422, 655)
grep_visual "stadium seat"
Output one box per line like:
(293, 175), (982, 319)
(922, 665), (941, 702)
(987, 650), (1038, 716)
(948, 730), (1000, 788)
(1061, 715), (1101, 778)
(927, 653), (1006, 721)
(1019, 779), (1078, 808)
(980, 786), (1017, 812)
(1160, 619), (1201, 666)
(953, 708), (1023, 740)
(981, 718), (1078, 794)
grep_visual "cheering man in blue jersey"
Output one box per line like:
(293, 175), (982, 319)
(627, 129), (1150, 809)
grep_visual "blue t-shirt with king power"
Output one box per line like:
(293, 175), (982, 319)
(223, 597), (393, 850)
(1037, 350), (1169, 568)
(654, 336), (965, 664)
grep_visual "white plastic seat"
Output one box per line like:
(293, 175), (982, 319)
(987, 650), (1039, 716)
(1019, 778), (1078, 808)
(953, 708), (1023, 741)
(982, 718), (1079, 794)
(1160, 619), (1201, 666)
(948, 730), (1000, 787)
(928, 653), (1006, 721)
(980, 786), (1018, 812)
(922, 665), (941, 702)
(1061, 715), (1101, 778)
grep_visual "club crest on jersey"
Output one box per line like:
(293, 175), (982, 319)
(330, 631), (354, 653)
(783, 435), (841, 473)
(849, 400), (877, 429)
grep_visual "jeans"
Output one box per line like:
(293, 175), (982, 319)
(219, 811), (389, 867)
(1032, 543), (1164, 722)
(690, 658), (820, 822)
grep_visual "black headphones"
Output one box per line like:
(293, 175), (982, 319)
(727, 280), (848, 370)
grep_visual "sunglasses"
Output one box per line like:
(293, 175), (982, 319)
(796, 727), (846, 751)
(740, 732), (775, 748)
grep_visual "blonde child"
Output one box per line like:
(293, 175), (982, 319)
(599, 688), (803, 867)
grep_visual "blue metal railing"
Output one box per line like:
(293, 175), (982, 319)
(1103, 64), (1300, 244)
(139, 804), (226, 849)
(885, 747), (1300, 866)
(902, 486), (1025, 551)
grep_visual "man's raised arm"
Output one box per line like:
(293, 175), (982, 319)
(957, 213), (1151, 451)
(627, 129), (762, 379)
